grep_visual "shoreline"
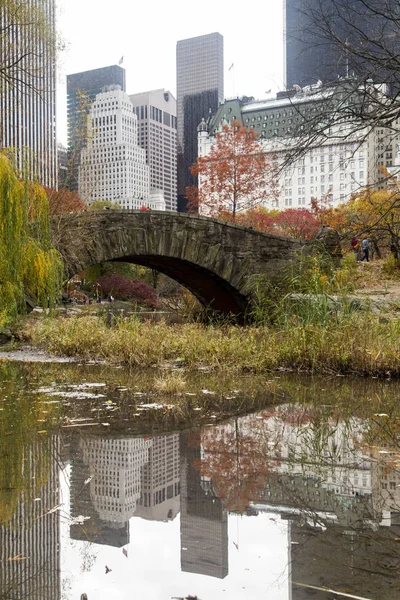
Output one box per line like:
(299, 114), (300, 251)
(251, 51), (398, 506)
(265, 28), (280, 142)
(16, 311), (400, 378)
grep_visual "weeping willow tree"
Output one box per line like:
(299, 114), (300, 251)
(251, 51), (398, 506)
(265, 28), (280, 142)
(0, 152), (63, 327)
(0, 361), (61, 525)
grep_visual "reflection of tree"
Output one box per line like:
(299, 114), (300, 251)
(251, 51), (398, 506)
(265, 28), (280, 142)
(0, 362), (60, 523)
(192, 419), (279, 512)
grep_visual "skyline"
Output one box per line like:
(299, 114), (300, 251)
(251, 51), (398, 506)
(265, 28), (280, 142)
(56, 0), (284, 146)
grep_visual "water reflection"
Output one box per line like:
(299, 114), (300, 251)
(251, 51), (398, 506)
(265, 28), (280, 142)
(1, 363), (400, 598)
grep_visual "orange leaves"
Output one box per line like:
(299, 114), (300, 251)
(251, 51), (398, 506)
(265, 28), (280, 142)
(187, 120), (279, 220)
(44, 187), (88, 215)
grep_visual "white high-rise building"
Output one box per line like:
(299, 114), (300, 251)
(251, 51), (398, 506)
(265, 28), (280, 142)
(82, 436), (152, 523)
(129, 89), (178, 211)
(135, 433), (180, 521)
(78, 87), (165, 210)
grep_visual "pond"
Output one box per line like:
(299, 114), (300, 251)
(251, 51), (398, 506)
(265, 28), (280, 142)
(1, 359), (400, 599)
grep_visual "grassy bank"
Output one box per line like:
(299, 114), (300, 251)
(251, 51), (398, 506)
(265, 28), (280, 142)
(23, 311), (400, 376)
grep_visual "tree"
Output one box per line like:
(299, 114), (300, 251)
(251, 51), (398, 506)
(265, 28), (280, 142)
(236, 206), (320, 240)
(193, 417), (278, 512)
(0, 152), (63, 327)
(186, 120), (279, 220)
(95, 274), (158, 307)
(0, 0), (58, 95)
(66, 89), (92, 192)
(285, 0), (400, 161)
(88, 199), (115, 211)
(346, 188), (400, 262)
(312, 186), (400, 262)
(45, 188), (88, 215)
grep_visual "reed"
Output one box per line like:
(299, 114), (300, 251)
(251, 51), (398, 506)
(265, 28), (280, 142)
(25, 311), (400, 376)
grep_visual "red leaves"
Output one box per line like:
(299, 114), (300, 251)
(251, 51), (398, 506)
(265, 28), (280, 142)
(186, 120), (279, 219)
(237, 207), (320, 240)
(95, 274), (158, 308)
(45, 187), (88, 215)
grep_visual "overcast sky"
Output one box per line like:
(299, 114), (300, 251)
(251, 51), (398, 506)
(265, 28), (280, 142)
(56, 0), (284, 145)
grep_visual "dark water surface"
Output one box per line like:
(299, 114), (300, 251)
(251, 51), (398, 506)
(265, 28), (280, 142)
(1, 360), (400, 599)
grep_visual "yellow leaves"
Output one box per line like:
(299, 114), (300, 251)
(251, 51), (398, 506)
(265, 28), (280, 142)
(0, 151), (63, 322)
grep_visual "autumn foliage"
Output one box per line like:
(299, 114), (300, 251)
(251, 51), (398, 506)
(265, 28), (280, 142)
(95, 274), (158, 307)
(186, 120), (278, 219)
(45, 187), (88, 215)
(192, 419), (278, 512)
(311, 187), (400, 260)
(236, 207), (320, 240)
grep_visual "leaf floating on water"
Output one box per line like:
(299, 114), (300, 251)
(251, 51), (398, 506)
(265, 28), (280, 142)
(73, 383), (107, 389)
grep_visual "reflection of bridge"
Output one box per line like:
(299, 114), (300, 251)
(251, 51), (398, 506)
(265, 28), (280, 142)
(51, 211), (305, 317)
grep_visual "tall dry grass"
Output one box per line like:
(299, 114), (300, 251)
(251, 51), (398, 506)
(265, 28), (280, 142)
(25, 312), (400, 376)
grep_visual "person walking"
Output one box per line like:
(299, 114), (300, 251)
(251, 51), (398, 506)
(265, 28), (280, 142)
(351, 236), (361, 260)
(361, 238), (370, 262)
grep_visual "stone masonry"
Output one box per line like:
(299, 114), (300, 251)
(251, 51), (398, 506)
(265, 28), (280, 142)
(51, 211), (307, 317)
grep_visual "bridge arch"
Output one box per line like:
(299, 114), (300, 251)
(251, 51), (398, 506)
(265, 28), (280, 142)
(51, 211), (304, 317)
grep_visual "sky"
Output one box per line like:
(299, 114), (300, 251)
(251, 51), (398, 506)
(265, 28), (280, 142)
(56, 0), (285, 146)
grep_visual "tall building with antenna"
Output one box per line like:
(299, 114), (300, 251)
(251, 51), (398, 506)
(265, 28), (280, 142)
(176, 32), (224, 211)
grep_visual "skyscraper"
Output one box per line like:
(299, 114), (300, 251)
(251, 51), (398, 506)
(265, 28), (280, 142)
(67, 65), (126, 190)
(0, 0), (57, 187)
(0, 437), (61, 599)
(179, 432), (229, 579)
(284, 0), (396, 90)
(78, 87), (162, 209)
(135, 433), (180, 521)
(176, 32), (224, 209)
(129, 89), (178, 211)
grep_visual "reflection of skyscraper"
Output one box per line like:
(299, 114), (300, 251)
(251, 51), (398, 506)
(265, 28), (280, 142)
(69, 434), (151, 547)
(0, 437), (61, 599)
(83, 436), (151, 522)
(179, 432), (228, 579)
(135, 434), (180, 521)
(176, 33), (224, 210)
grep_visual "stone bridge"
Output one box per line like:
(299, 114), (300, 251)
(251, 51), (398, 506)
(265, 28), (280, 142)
(51, 210), (311, 318)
